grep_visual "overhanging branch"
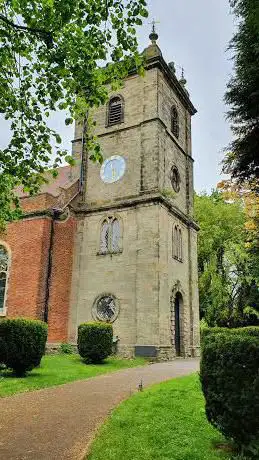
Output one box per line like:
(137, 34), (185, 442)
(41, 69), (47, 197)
(0, 13), (53, 47)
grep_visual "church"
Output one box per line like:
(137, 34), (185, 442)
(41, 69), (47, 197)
(0, 30), (200, 359)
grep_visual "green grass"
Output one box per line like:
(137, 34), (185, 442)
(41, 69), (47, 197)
(0, 354), (146, 398)
(88, 374), (234, 460)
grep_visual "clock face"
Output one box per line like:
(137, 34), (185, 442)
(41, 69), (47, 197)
(100, 155), (126, 184)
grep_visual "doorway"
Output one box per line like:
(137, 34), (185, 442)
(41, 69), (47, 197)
(174, 292), (182, 356)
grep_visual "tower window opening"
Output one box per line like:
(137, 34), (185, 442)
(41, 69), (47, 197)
(107, 96), (123, 126)
(172, 226), (183, 262)
(100, 217), (122, 254)
(171, 106), (179, 138)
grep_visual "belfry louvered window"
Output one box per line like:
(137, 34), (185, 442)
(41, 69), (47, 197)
(0, 245), (9, 313)
(171, 106), (179, 138)
(107, 96), (123, 126)
(100, 218), (122, 254)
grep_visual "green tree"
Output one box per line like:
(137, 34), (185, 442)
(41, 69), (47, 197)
(194, 191), (259, 327)
(0, 0), (148, 228)
(223, 0), (259, 189)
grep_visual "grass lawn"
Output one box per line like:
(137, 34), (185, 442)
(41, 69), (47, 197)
(88, 373), (234, 460)
(0, 354), (146, 398)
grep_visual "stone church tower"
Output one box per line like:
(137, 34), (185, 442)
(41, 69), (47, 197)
(68, 30), (200, 359)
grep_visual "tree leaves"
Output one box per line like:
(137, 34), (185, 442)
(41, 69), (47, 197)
(223, 0), (259, 188)
(0, 0), (148, 225)
(195, 190), (259, 327)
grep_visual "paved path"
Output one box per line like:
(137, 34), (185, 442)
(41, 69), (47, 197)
(0, 359), (199, 460)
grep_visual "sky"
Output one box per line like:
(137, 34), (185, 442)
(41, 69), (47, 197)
(0, 0), (235, 193)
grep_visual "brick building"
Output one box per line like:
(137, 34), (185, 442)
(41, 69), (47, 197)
(0, 32), (200, 359)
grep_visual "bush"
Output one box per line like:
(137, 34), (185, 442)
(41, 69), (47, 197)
(77, 322), (113, 364)
(59, 342), (74, 355)
(0, 318), (48, 376)
(200, 332), (259, 455)
(201, 326), (259, 343)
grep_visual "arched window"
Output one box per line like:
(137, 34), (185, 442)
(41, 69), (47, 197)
(172, 226), (183, 262)
(178, 229), (183, 261)
(111, 219), (120, 252)
(173, 226), (178, 259)
(107, 96), (123, 126)
(100, 220), (109, 253)
(0, 245), (9, 313)
(171, 106), (179, 138)
(100, 217), (122, 254)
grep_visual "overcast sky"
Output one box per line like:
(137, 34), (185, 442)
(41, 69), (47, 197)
(0, 0), (235, 193)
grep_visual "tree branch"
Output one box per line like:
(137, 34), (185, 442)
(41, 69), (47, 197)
(0, 14), (53, 47)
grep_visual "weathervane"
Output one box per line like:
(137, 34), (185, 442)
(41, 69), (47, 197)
(179, 66), (187, 86)
(149, 19), (160, 44)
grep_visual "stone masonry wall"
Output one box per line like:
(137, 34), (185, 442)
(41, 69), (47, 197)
(68, 55), (200, 358)
(68, 204), (162, 353)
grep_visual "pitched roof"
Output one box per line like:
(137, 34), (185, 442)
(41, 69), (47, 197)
(17, 164), (80, 199)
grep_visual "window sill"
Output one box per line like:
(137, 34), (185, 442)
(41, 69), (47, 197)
(0, 311), (7, 317)
(173, 256), (183, 263)
(97, 250), (123, 256)
(105, 120), (124, 129)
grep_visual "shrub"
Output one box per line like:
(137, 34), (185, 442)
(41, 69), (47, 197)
(200, 332), (259, 455)
(77, 322), (113, 363)
(59, 342), (74, 355)
(201, 326), (259, 344)
(0, 318), (48, 376)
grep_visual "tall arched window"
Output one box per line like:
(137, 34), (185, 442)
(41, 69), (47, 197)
(107, 96), (123, 126)
(173, 226), (178, 259)
(172, 226), (183, 262)
(100, 220), (109, 253)
(0, 245), (9, 313)
(178, 229), (182, 261)
(100, 217), (122, 254)
(111, 219), (120, 252)
(171, 106), (179, 138)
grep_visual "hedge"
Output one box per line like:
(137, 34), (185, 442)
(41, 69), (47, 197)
(201, 326), (259, 343)
(0, 318), (48, 376)
(77, 322), (113, 364)
(200, 332), (259, 455)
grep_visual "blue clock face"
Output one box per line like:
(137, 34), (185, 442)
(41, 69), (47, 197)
(100, 155), (126, 184)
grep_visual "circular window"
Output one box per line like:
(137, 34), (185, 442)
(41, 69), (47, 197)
(170, 166), (181, 193)
(93, 295), (119, 322)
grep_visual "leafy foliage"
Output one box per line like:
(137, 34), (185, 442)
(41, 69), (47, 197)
(223, 0), (259, 188)
(77, 321), (113, 363)
(200, 331), (259, 456)
(218, 179), (259, 258)
(0, 0), (148, 224)
(59, 342), (75, 354)
(0, 318), (48, 376)
(195, 191), (259, 327)
(201, 325), (259, 343)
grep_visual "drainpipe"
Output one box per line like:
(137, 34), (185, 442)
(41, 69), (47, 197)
(44, 208), (62, 323)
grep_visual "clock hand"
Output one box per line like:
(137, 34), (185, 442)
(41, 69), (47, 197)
(112, 166), (116, 179)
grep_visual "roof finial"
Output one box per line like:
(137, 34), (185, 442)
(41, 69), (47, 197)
(149, 19), (159, 44)
(179, 67), (187, 86)
(179, 66), (189, 95)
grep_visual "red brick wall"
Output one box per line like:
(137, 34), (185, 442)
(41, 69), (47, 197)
(47, 217), (77, 342)
(1, 218), (51, 320)
(0, 215), (77, 343)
